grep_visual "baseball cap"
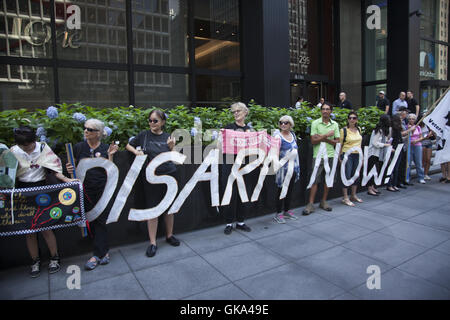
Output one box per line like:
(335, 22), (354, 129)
(379, 91), (385, 95)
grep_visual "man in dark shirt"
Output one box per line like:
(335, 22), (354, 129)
(337, 92), (352, 109)
(407, 91), (420, 118)
(376, 91), (390, 114)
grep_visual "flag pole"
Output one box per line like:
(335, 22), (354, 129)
(417, 86), (450, 126)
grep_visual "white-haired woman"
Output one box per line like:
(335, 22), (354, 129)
(221, 102), (252, 235)
(66, 119), (118, 270)
(407, 114), (426, 184)
(273, 115), (300, 223)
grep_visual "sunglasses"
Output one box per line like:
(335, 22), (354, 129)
(148, 119), (159, 124)
(279, 121), (290, 126)
(348, 117), (357, 120)
(84, 126), (99, 132)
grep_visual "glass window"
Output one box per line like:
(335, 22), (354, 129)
(420, 39), (449, 80)
(364, 83), (387, 107)
(56, 1), (127, 63)
(132, 0), (188, 67)
(134, 72), (189, 107)
(363, 0), (387, 82)
(0, 65), (54, 110)
(194, 0), (240, 71)
(289, 0), (308, 74)
(58, 68), (128, 107)
(0, 0), (53, 58)
(196, 75), (240, 106)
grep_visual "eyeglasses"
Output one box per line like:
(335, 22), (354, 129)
(279, 121), (290, 126)
(232, 110), (242, 114)
(149, 119), (159, 124)
(348, 117), (357, 120)
(84, 126), (99, 132)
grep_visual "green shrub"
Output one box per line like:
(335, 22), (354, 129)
(0, 102), (383, 154)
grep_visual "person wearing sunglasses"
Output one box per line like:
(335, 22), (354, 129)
(339, 111), (363, 206)
(66, 119), (118, 270)
(221, 102), (252, 235)
(11, 126), (76, 278)
(126, 109), (178, 258)
(272, 116), (300, 223)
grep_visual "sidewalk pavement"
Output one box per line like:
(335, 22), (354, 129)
(1, 175), (449, 300)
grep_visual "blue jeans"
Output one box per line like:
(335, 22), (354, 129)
(409, 145), (425, 181)
(342, 153), (360, 186)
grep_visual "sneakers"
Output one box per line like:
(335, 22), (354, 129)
(302, 203), (315, 216)
(284, 210), (299, 220)
(30, 259), (41, 278)
(424, 175), (431, 180)
(48, 255), (61, 274)
(235, 223), (251, 232)
(224, 225), (233, 235)
(273, 214), (286, 224)
(419, 179), (426, 184)
(319, 200), (332, 212)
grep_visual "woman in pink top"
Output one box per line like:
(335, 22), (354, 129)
(407, 114), (426, 184)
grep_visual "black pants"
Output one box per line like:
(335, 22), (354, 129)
(85, 188), (109, 258)
(398, 150), (407, 185)
(219, 164), (247, 224)
(367, 155), (382, 187)
(276, 177), (295, 214)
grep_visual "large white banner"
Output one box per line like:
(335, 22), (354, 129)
(424, 89), (450, 165)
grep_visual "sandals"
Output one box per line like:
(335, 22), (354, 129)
(350, 196), (363, 203)
(342, 199), (355, 207)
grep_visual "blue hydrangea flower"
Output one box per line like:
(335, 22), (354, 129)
(211, 130), (219, 141)
(46, 106), (58, 119)
(247, 122), (253, 128)
(104, 126), (113, 136)
(331, 113), (336, 120)
(194, 117), (201, 125)
(306, 117), (312, 122)
(72, 112), (86, 123)
(39, 135), (48, 143)
(190, 127), (198, 137)
(36, 127), (46, 137)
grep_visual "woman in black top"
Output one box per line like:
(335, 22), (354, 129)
(221, 102), (252, 235)
(126, 109), (178, 258)
(386, 115), (403, 192)
(66, 119), (118, 270)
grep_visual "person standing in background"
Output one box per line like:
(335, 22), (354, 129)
(337, 92), (352, 109)
(376, 91), (390, 115)
(392, 92), (408, 115)
(407, 91), (420, 119)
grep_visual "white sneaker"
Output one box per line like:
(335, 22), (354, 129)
(273, 214), (286, 224)
(419, 179), (426, 184)
(424, 175), (431, 180)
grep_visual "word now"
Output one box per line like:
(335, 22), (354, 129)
(76, 142), (403, 223)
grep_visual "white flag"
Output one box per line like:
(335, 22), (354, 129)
(424, 88), (450, 165)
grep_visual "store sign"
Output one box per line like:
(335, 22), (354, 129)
(366, 5), (381, 30)
(10, 5), (81, 49)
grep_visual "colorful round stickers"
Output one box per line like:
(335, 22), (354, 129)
(34, 188), (78, 221)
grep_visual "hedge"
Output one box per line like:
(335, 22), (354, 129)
(0, 101), (384, 154)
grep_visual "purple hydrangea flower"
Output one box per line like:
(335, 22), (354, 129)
(72, 112), (86, 123)
(46, 106), (58, 119)
(190, 127), (198, 137)
(36, 127), (46, 137)
(104, 126), (113, 136)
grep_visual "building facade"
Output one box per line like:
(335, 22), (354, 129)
(1, 0), (449, 111)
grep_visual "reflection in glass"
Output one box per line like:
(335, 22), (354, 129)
(420, 40), (448, 80)
(0, 65), (53, 110)
(134, 72), (189, 107)
(363, 0), (387, 82)
(58, 68), (128, 107)
(194, 0), (240, 71)
(289, 0), (308, 74)
(56, 0), (127, 63)
(132, 0), (188, 67)
(0, 0), (53, 58)
(196, 75), (240, 106)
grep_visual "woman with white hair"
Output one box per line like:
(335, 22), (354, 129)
(273, 115), (300, 223)
(66, 119), (119, 270)
(221, 102), (252, 235)
(407, 114), (426, 184)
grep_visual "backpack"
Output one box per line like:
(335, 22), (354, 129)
(342, 127), (361, 144)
